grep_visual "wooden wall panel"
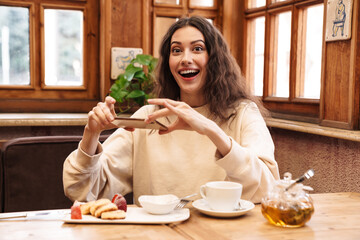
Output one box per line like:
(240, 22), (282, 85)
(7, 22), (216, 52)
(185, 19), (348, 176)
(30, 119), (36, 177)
(320, 0), (360, 129)
(100, 0), (143, 99)
(222, 0), (243, 69)
(323, 41), (350, 123)
(353, 0), (360, 128)
(111, 0), (142, 48)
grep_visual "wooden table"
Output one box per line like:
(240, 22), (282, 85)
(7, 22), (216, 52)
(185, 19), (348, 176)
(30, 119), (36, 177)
(0, 192), (359, 240)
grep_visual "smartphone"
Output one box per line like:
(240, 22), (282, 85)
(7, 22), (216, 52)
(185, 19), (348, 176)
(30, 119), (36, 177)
(112, 117), (168, 131)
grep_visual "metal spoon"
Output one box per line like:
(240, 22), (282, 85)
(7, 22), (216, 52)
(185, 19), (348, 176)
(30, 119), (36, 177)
(285, 169), (315, 191)
(234, 200), (244, 211)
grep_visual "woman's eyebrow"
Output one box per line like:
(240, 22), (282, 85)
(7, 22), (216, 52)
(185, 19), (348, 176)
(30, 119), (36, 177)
(191, 40), (205, 44)
(170, 41), (181, 46)
(170, 39), (205, 46)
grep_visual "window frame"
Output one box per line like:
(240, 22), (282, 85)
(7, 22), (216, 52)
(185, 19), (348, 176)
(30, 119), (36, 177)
(151, 0), (222, 57)
(0, 0), (100, 113)
(244, 0), (324, 122)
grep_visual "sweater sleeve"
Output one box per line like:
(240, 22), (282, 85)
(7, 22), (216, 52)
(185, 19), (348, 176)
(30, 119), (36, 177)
(63, 129), (134, 202)
(216, 102), (280, 203)
(63, 105), (157, 202)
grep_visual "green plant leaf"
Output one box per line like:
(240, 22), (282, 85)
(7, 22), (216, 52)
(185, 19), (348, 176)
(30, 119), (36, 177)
(110, 90), (128, 103)
(132, 54), (152, 65)
(149, 57), (158, 73)
(131, 82), (140, 90)
(116, 74), (130, 89)
(126, 89), (145, 99)
(134, 71), (146, 82)
(124, 64), (143, 81)
(133, 95), (146, 106)
(109, 53), (158, 111)
(110, 83), (120, 92)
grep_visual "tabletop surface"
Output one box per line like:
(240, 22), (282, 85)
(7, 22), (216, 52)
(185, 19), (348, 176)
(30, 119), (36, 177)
(0, 192), (359, 240)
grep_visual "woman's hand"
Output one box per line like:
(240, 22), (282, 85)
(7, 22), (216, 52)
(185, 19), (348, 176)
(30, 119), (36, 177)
(145, 98), (212, 135)
(146, 98), (232, 156)
(86, 96), (117, 134)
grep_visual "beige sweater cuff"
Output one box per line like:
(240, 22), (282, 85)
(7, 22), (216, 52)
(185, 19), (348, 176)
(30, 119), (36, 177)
(216, 137), (250, 176)
(71, 140), (103, 172)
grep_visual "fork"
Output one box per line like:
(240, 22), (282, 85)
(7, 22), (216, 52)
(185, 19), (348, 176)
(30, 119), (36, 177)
(174, 193), (198, 209)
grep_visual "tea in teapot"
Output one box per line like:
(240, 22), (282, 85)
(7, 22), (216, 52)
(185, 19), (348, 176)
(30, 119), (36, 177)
(261, 171), (314, 228)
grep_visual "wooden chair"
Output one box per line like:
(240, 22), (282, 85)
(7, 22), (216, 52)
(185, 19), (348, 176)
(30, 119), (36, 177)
(0, 135), (131, 212)
(0, 148), (2, 212)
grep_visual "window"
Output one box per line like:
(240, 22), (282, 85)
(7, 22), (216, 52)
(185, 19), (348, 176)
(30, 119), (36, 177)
(245, 0), (324, 120)
(0, 0), (99, 113)
(152, 0), (221, 58)
(44, 9), (83, 87)
(0, 6), (30, 86)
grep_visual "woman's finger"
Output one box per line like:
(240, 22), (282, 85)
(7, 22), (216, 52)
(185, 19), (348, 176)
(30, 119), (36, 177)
(96, 102), (114, 123)
(145, 107), (171, 123)
(124, 127), (135, 132)
(163, 100), (182, 114)
(93, 105), (110, 125)
(158, 119), (179, 135)
(105, 95), (116, 104)
(105, 96), (116, 120)
(148, 98), (180, 107)
(88, 110), (105, 129)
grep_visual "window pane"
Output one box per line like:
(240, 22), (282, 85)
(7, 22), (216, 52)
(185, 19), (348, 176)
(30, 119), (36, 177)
(247, 17), (265, 96)
(190, 0), (214, 7)
(44, 9), (83, 86)
(0, 6), (30, 85)
(206, 18), (213, 25)
(273, 11), (291, 98)
(302, 4), (323, 99)
(271, 0), (288, 3)
(154, 17), (177, 58)
(154, 0), (181, 5)
(247, 0), (266, 8)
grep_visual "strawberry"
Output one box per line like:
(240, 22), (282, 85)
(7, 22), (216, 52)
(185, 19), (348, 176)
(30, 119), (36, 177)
(112, 193), (127, 212)
(71, 205), (82, 219)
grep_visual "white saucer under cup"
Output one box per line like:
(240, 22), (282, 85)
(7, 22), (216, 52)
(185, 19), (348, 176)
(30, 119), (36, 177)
(200, 181), (243, 212)
(192, 199), (255, 218)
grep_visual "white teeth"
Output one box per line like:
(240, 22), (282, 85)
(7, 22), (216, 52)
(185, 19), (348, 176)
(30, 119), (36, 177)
(179, 69), (199, 74)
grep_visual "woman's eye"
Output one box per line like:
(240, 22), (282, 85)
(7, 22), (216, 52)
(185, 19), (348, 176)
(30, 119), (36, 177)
(171, 48), (181, 53)
(193, 46), (204, 52)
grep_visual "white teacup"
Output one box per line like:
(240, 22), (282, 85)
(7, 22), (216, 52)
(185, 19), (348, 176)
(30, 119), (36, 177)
(200, 181), (243, 212)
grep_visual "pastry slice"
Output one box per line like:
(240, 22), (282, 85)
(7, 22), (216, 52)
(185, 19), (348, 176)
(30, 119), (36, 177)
(94, 203), (118, 218)
(101, 210), (126, 220)
(80, 200), (95, 215)
(90, 199), (111, 216)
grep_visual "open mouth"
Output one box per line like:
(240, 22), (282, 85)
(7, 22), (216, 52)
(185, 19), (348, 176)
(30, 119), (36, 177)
(179, 69), (200, 78)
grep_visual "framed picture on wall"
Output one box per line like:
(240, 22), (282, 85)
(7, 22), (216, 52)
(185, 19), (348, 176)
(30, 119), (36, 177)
(111, 47), (143, 79)
(325, 0), (353, 42)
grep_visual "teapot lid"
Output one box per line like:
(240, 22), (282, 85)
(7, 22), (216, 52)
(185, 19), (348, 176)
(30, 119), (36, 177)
(275, 172), (313, 192)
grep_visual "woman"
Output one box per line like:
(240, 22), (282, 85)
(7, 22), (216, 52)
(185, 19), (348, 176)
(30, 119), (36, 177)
(63, 16), (279, 205)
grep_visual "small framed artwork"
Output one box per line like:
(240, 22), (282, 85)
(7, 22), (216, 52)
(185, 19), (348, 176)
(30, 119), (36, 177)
(111, 47), (143, 79)
(325, 0), (353, 42)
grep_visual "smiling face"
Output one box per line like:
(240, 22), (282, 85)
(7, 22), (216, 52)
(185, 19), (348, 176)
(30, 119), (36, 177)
(169, 26), (209, 106)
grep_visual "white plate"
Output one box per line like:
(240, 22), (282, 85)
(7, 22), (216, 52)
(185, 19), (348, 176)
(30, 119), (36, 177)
(192, 199), (254, 218)
(63, 207), (189, 224)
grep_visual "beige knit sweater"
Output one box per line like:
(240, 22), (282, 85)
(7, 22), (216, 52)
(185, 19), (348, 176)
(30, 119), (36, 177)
(63, 101), (279, 205)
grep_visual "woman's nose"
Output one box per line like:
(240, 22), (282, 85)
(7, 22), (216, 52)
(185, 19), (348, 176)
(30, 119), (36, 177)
(181, 50), (193, 65)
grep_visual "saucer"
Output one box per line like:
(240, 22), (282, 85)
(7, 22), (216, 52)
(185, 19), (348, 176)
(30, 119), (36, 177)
(192, 199), (255, 218)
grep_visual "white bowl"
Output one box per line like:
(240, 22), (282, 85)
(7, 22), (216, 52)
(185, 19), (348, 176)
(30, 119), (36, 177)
(138, 194), (180, 215)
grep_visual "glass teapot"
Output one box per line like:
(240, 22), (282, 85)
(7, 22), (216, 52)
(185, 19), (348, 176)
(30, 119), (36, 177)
(261, 172), (315, 228)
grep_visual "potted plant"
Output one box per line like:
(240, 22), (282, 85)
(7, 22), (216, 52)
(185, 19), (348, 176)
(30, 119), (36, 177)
(110, 54), (158, 113)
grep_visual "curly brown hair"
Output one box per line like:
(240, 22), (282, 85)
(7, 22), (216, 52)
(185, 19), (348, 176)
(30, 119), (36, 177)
(153, 16), (260, 121)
